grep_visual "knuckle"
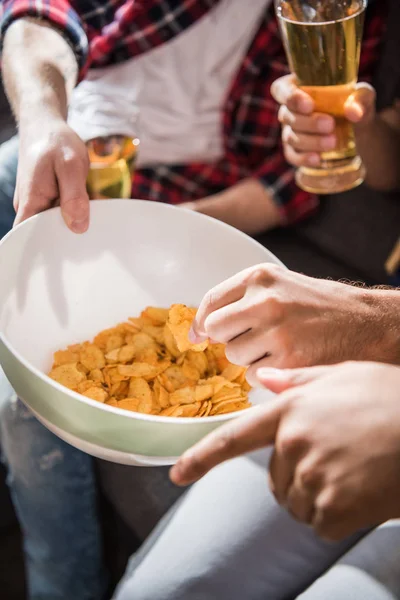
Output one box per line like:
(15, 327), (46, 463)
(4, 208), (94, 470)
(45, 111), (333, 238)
(283, 145), (300, 167)
(277, 427), (307, 459)
(297, 463), (318, 489)
(215, 426), (238, 457)
(224, 344), (247, 367)
(282, 125), (297, 147)
(263, 295), (286, 324)
(315, 488), (338, 521)
(278, 105), (291, 125)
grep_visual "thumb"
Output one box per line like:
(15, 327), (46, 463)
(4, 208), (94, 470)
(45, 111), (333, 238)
(344, 83), (376, 125)
(257, 365), (335, 393)
(170, 401), (284, 486)
(56, 148), (90, 234)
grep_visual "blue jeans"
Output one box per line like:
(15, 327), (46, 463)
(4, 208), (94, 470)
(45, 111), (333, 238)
(0, 136), (108, 600)
(0, 135), (18, 239)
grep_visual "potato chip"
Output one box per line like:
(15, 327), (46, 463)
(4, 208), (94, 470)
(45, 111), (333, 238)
(106, 398), (119, 407)
(49, 363), (86, 389)
(93, 327), (123, 350)
(169, 402), (202, 418)
(141, 325), (165, 346)
(158, 365), (191, 392)
(90, 369), (104, 383)
(76, 362), (90, 375)
(221, 364), (247, 383)
(153, 380), (170, 409)
(49, 304), (252, 418)
(169, 383), (214, 406)
(105, 333), (125, 353)
(118, 345), (136, 363)
(163, 323), (181, 359)
(185, 350), (208, 378)
(79, 343), (106, 371)
(212, 385), (242, 404)
(141, 307), (169, 326)
(208, 343), (230, 373)
(167, 304), (209, 353)
(128, 378), (153, 413)
(53, 348), (80, 367)
(210, 400), (251, 416)
(117, 398), (142, 412)
(82, 387), (108, 403)
(117, 362), (166, 380)
(105, 348), (120, 364)
(77, 380), (101, 393)
(111, 381), (129, 398)
(159, 405), (179, 417)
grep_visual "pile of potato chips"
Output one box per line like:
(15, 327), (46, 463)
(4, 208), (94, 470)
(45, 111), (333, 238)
(48, 305), (252, 418)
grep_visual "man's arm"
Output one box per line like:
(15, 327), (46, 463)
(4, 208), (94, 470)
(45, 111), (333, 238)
(354, 102), (400, 191)
(3, 18), (77, 123)
(2, 18), (90, 231)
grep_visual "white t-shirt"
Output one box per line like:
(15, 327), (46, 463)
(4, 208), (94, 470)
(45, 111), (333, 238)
(68, 0), (271, 167)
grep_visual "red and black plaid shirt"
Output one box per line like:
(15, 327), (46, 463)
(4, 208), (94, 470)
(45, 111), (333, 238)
(0, 0), (386, 223)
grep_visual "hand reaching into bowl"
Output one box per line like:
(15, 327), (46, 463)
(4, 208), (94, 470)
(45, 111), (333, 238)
(189, 264), (400, 385)
(170, 361), (400, 541)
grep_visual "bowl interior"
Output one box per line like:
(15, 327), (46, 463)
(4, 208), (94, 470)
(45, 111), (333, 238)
(0, 200), (281, 415)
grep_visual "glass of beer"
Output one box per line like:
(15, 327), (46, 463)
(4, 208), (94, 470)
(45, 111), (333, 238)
(86, 134), (140, 200)
(275, 0), (366, 194)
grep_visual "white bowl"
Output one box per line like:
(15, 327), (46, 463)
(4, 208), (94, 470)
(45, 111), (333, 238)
(0, 200), (281, 466)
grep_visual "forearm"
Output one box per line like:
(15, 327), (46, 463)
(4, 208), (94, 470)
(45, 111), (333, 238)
(189, 179), (283, 235)
(360, 288), (400, 365)
(2, 18), (78, 125)
(355, 109), (400, 192)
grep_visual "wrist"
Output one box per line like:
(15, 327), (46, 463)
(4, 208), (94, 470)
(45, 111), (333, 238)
(357, 288), (400, 365)
(191, 179), (283, 235)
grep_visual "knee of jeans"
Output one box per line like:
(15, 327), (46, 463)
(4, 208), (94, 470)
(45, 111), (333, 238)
(0, 395), (84, 496)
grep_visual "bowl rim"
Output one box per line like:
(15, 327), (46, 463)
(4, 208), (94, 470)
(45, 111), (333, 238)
(0, 200), (281, 426)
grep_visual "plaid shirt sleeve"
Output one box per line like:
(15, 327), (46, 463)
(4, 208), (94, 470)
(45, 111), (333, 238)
(0, 0), (89, 75)
(231, 1), (386, 225)
(0, 0), (220, 81)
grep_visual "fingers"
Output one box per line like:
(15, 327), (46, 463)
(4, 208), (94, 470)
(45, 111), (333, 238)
(282, 125), (337, 154)
(344, 83), (376, 125)
(271, 74), (314, 114)
(283, 145), (321, 169)
(13, 173), (58, 227)
(170, 401), (285, 486)
(269, 447), (295, 505)
(56, 146), (90, 233)
(279, 105), (335, 134)
(223, 327), (270, 366)
(256, 365), (335, 394)
(191, 265), (274, 342)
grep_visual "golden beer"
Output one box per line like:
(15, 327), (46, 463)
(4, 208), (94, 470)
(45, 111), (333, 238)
(276, 0), (366, 194)
(86, 135), (140, 200)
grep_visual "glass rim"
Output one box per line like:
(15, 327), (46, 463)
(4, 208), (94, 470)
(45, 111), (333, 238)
(276, 0), (367, 26)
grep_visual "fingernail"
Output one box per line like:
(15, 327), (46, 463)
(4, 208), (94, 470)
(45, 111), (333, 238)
(188, 326), (207, 344)
(307, 154), (320, 167)
(169, 463), (180, 482)
(317, 117), (334, 134)
(70, 218), (89, 234)
(257, 368), (287, 380)
(299, 97), (314, 113)
(321, 135), (336, 151)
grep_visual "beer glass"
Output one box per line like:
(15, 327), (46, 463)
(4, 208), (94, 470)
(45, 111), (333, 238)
(275, 0), (366, 194)
(86, 135), (140, 200)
